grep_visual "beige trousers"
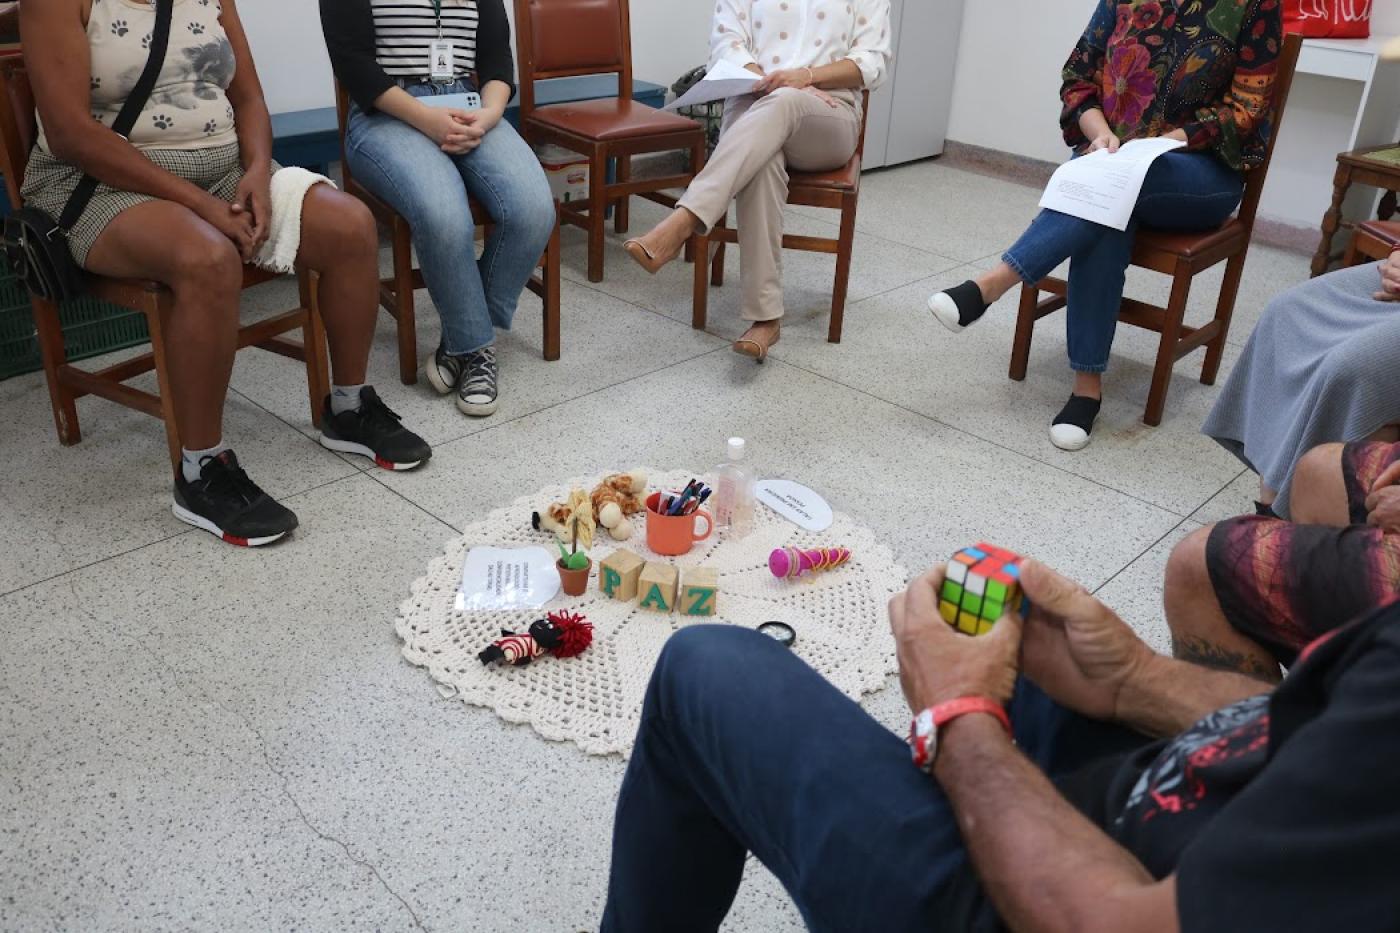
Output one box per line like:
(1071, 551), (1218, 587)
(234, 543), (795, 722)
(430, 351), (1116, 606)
(678, 88), (860, 322)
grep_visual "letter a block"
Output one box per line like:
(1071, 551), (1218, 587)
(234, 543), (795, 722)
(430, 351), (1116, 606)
(638, 562), (679, 613)
(599, 548), (645, 601)
(679, 567), (718, 617)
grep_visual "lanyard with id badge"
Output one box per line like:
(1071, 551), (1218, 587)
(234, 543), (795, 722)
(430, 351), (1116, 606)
(429, 0), (455, 81)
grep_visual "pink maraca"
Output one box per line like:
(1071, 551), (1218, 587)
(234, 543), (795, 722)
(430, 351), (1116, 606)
(769, 547), (852, 579)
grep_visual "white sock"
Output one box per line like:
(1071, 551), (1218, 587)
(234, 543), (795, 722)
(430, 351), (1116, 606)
(331, 384), (365, 415)
(181, 441), (229, 484)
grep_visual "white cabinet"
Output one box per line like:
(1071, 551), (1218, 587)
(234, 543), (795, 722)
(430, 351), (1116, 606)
(863, 0), (966, 169)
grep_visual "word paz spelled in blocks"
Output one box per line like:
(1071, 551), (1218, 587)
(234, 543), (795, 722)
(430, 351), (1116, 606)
(940, 543), (1028, 636)
(638, 562), (679, 613)
(599, 548), (646, 602)
(598, 549), (719, 616)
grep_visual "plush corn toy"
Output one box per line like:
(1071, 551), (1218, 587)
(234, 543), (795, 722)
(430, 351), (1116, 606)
(768, 546), (852, 580)
(478, 610), (594, 667)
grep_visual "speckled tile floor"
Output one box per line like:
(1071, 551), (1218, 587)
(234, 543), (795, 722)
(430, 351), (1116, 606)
(0, 160), (1313, 932)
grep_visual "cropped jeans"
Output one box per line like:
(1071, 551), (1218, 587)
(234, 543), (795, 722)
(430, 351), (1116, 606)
(1003, 150), (1243, 374)
(345, 79), (556, 355)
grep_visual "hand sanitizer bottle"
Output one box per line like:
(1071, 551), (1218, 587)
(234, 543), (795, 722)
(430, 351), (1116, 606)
(715, 437), (755, 538)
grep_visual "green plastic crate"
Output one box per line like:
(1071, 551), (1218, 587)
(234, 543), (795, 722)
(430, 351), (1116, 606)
(0, 271), (150, 381)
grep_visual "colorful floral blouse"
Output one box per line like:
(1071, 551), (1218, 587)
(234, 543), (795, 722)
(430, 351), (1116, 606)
(1060, 0), (1283, 171)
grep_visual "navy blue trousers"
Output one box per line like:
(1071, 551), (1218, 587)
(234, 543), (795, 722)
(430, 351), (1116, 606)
(601, 625), (1149, 932)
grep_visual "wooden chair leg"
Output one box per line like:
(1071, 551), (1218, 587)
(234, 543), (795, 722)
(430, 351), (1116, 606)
(692, 232), (709, 331)
(1144, 271), (1193, 427)
(145, 292), (182, 469)
(1008, 283), (1038, 381)
(1343, 235), (1363, 268)
(1200, 251), (1246, 387)
(711, 212), (728, 287)
(587, 150), (609, 283)
(828, 193), (858, 344)
(30, 295), (81, 447)
(391, 218), (418, 385)
(542, 212), (562, 361)
(614, 155), (631, 235)
(1311, 163), (1350, 278)
(299, 267), (330, 426)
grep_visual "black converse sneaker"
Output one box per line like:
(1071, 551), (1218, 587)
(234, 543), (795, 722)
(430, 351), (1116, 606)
(319, 387), (432, 471)
(1050, 394), (1103, 451)
(928, 280), (991, 333)
(456, 346), (498, 417)
(424, 344), (465, 396)
(172, 450), (298, 547)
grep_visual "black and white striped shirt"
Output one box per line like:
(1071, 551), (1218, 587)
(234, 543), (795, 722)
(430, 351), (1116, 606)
(322, 0), (516, 112)
(371, 0), (479, 79)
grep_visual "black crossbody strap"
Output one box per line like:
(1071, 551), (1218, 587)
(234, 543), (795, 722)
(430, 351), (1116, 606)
(57, 0), (174, 232)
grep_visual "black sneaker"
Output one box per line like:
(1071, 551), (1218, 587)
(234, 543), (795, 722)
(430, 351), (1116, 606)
(456, 346), (498, 417)
(424, 344), (464, 396)
(1049, 394), (1102, 451)
(172, 450), (298, 547)
(928, 280), (991, 333)
(319, 387), (432, 471)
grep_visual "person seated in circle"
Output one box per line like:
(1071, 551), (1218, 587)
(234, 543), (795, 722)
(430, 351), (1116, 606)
(321, 0), (557, 418)
(1202, 250), (1400, 519)
(927, 0), (1283, 452)
(1164, 435), (1400, 681)
(621, 0), (893, 363)
(22, 0), (431, 548)
(602, 560), (1400, 931)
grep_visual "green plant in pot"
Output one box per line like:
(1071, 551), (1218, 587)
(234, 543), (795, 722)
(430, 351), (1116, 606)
(557, 518), (592, 596)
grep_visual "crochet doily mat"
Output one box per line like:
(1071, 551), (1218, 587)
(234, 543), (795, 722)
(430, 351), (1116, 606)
(396, 469), (907, 757)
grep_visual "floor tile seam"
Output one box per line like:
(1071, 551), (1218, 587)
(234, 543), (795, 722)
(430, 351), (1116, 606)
(766, 357), (1193, 519)
(1186, 467), (1251, 523)
(1089, 512), (1199, 596)
(59, 575), (430, 931)
(415, 345), (733, 457)
(776, 211), (967, 265)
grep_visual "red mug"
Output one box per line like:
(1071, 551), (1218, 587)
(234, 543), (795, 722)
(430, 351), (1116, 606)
(645, 491), (713, 556)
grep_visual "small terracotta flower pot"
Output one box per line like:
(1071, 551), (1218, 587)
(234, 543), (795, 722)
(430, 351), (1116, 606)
(557, 557), (592, 597)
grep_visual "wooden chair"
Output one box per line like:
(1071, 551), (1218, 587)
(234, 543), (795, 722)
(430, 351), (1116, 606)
(333, 83), (561, 386)
(0, 57), (328, 468)
(1313, 145), (1400, 276)
(702, 91), (872, 344)
(1345, 219), (1400, 267)
(1010, 33), (1303, 428)
(512, 0), (709, 308)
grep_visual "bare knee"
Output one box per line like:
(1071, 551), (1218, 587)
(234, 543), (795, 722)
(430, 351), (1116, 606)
(1164, 525), (1214, 637)
(302, 188), (379, 266)
(1291, 443), (1346, 525)
(168, 228), (243, 298)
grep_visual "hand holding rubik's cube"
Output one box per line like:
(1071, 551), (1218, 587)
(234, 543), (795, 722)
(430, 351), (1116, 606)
(939, 543), (1030, 635)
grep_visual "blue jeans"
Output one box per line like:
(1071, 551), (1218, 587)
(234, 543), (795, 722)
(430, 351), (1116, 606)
(601, 626), (1150, 933)
(1004, 151), (1243, 373)
(345, 80), (556, 355)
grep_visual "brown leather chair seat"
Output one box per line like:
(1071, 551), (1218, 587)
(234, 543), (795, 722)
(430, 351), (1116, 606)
(791, 154), (862, 192)
(528, 97), (700, 141)
(1133, 219), (1245, 263)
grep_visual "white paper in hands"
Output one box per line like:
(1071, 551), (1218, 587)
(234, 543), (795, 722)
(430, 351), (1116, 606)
(664, 60), (761, 111)
(455, 546), (560, 611)
(1038, 138), (1186, 231)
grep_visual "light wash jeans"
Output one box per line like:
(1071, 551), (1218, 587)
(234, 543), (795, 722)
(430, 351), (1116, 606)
(345, 79), (556, 355)
(1003, 150), (1243, 373)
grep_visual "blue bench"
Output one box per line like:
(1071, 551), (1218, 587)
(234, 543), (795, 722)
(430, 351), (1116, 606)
(271, 76), (668, 175)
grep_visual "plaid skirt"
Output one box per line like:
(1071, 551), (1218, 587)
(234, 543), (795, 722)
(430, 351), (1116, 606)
(1206, 441), (1400, 666)
(19, 142), (278, 268)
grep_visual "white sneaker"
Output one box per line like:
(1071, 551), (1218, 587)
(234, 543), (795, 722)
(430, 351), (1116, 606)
(1049, 422), (1091, 451)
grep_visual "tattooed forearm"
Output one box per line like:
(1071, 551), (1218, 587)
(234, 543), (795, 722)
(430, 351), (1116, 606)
(1173, 635), (1281, 682)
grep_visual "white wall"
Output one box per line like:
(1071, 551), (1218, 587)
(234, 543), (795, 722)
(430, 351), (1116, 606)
(244, 0), (713, 115)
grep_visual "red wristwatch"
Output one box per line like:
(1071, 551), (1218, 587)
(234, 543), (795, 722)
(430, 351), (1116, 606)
(909, 697), (1012, 774)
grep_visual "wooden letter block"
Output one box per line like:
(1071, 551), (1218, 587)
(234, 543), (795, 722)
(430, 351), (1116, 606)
(599, 548), (645, 601)
(638, 562), (679, 613)
(679, 567), (718, 617)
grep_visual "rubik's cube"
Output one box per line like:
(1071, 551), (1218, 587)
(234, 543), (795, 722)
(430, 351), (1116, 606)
(940, 543), (1029, 635)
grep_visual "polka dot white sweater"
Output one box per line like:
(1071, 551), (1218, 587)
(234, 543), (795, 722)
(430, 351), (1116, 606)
(710, 0), (893, 89)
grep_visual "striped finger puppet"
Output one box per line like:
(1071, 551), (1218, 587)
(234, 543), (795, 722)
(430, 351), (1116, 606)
(940, 543), (1029, 635)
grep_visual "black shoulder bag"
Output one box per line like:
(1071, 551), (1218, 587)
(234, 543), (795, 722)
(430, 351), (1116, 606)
(2, 0), (173, 301)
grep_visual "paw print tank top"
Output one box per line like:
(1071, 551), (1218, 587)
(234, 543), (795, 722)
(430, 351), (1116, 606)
(38, 0), (239, 153)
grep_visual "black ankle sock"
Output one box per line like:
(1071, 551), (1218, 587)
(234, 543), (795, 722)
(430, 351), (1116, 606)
(1052, 394), (1102, 433)
(945, 280), (990, 327)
